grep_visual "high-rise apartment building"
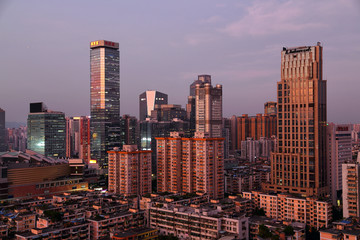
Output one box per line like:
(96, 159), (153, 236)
(195, 75), (222, 137)
(327, 123), (352, 205)
(157, 132), (224, 199)
(66, 116), (91, 163)
(264, 43), (327, 197)
(108, 145), (152, 196)
(231, 114), (277, 151)
(139, 91), (168, 121)
(0, 108), (6, 152)
(187, 75), (212, 137)
(27, 102), (66, 158)
(342, 158), (360, 218)
(90, 40), (120, 168)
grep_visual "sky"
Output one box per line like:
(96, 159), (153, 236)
(0, 0), (360, 124)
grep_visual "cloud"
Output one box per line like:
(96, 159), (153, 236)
(220, 0), (355, 37)
(200, 15), (223, 24)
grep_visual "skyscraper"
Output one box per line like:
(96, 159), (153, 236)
(139, 90), (168, 121)
(27, 102), (66, 158)
(90, 40), (120, 168)
(0, 108), (6, 152)
(187, 75), (212, 137)
(195, 75), (223, 137)
(264, 43), (327, 197)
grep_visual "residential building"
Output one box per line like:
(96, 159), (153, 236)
(90, 40), (121, 169)
(0, 108), (6, 151)
(195, 75), (223, 137)
(240, 137), (275, 162)
(139, 90), (168, 121)
(112, 228), (158, 240)
(187, 75), (212, 137)
(232, 114), (277, 150)
(27, 102), (66, 158)
(108, 145), (152, 196)
(140, 119), (189, 174)
(263, 43), (328, 197)
(88, 209), (146, 240)
(149, 202), (249, 240)
(157, 132), (224, 199)
(243, 191), (332, 229)
(327, 123), (352, 206)
(342, 159), (360, 218)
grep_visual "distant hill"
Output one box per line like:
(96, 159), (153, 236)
(6, 122), (26, 128)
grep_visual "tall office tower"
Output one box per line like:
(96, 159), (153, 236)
(120, 115), (138, 146)
(264, 101), (277, 115)
(66, 116), (91, 163)
(27, 102), (66, 158)
(108, 145), (151, 196)
(264, 43), (327, 197)
(0, 108), (6, 152)
(233, 114), (277, 150)
(90, 40), (120, 169)
(150, 104), (187, 121)
(139, 90), (168, 121)
(342, 158), (360, 218)
(187, 75), (212, 137)
(327, 123), (352, 205)
(157, 132), (224, 199)
(195, 76), (223, 137)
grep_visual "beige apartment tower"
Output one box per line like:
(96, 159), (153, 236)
(157, 132), (224, 199)
(195, 76), (223, 138)
(108, 145), (152, 196)
(264, 43), (328, 197)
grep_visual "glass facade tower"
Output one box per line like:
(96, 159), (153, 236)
(90, 40), (120, 169)
(27, 102), (66, 158)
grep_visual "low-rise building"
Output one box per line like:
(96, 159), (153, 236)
(149, 203), (248, 240)
(243, 191), (332, 229)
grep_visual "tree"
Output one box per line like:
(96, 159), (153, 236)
(253, 207), (266, 216)
(259, 224), (273, 239)
(283, 225), (295, 236)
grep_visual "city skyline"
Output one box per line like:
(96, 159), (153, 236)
(1, 0), (360, 124)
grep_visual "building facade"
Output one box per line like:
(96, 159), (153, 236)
(108, 145), (152, 196)
(243, 191), (332, 229)
(231, 114), (277, 151)
(66, 116), (91, 163)
(157, 132), (224, 199)
(27, 102), (66, 158)
(264, 43), (328, 197)
(139, 90), (168, 121)
(0, 108), (6, 152)
(90, 40), (121, 169)
(327, 123), (352, 206)
(342, 160), (360, 219)
(195, 76), (223, 137)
